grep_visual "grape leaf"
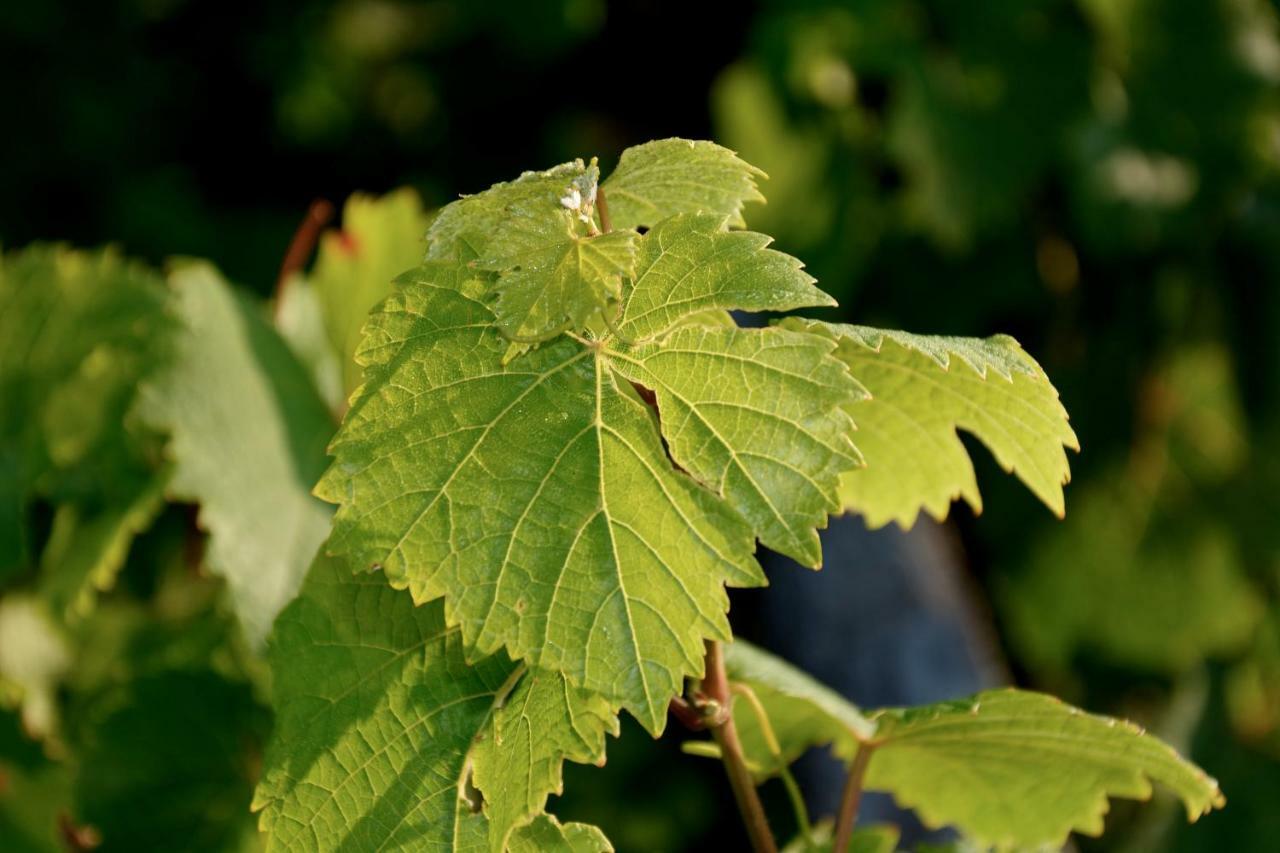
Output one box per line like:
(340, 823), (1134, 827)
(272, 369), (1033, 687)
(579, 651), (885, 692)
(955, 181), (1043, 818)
(601, 139), (766, 230)
(141, 263), (334, 647)
(614, 213), (834, 342)
(863, 690), (1224, 848)
(427, 158), (640, 345)
(698, 643), (1222, 848)
(507, 815), (612, 852)
(318, 240), (860, 728)
(0, 246), (173, 578)
(482, 218), (637, 344)
(253, 555), (615, 852)
(611, 325), (860, 565)
(279, 189), (431, 404)
(37, 471), (168, 624)
(782, 321), (1078, 528)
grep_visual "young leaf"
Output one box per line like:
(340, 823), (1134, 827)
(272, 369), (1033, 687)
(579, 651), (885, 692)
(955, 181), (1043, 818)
(140, 263), (334, 647)
(782, 321), (1078, 528)
(0, 247), (173, 578)
(615, 213), (834, 342)
(863, 690), (1224, 848)
(318, 269), (763, 731)
(483, 218), (637, 344)
(280, 189), (431, 402)
(602, 139), (766, 230)
(254, 555), (615, 853)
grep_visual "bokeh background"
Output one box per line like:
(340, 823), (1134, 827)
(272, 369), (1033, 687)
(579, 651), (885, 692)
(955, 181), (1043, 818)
(3, 0), (1279, 849)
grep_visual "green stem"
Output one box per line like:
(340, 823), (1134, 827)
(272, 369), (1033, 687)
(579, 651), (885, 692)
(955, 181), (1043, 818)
(702, 641), (777, 853)
(833, 741), (874, 852)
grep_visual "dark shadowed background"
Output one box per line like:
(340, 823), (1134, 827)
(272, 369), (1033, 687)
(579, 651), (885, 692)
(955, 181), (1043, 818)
(3, 0), (1279, 849)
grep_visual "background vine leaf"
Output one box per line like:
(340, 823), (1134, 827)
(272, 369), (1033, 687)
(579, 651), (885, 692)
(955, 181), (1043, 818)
(141, 263), (334, 647)
(254, 555), (615, 853)
(278, 189), (430, 406)
(0, 246), (173, 579)
(783, 321), (1078, 528)
(601, 139), (766, 230)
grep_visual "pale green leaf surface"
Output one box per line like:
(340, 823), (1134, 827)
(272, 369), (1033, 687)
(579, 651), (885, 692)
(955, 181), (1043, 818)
(615, 213), (833, 342)
(37, 470), (168, 623)
(310, 189), (431, 396)
(141, 264), (334, 647)
(781, 821), (899, 853)
(863, 689), (1224, 848)
(254, 556), (615, 852)
(319, 268), (764, 731)
(0, 246), (173, 577)
(506, 815), (612, 853)
(602, 139), (765, 230)
(611, 326), (861, 566)
(783, 321), (1077, 528)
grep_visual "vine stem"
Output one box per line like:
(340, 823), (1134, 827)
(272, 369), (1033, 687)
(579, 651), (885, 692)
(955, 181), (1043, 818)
(732, 682), (812, 841)
(833, 741), (875, 852)
(701, 641), (777, 853)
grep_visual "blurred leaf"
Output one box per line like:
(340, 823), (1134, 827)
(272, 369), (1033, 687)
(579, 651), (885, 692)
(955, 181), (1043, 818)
(0, 246), (173, 579)
(0, 596), (69, 742)
(140, 263), (333, 647)
(37, 470), (168, 624)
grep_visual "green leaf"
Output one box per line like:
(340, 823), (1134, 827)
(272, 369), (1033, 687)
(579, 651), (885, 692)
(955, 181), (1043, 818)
(140, 263), (334, 647)
(427, 158), (640, 345)
(615, 213), (834, 342)
(319, 267), (769, 731)
(281, 189), (431, 401)
(611, 325), (861, 565)
(782, 321), (1078, 528)
(483, 220), (637, 344)
(254, 555), (616, 852)
(507, 815), (612, 853)
(602, 139), (766, 230)
(0, 246), (173, 578)
(699, 644), (1223, 848)
(863, 690), (1224, 848)
(37, 471), (168, 623)
(782, 822), (900, 853)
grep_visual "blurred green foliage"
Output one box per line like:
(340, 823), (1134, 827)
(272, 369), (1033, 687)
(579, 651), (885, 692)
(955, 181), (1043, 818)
(1, 0), (1278, 849)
